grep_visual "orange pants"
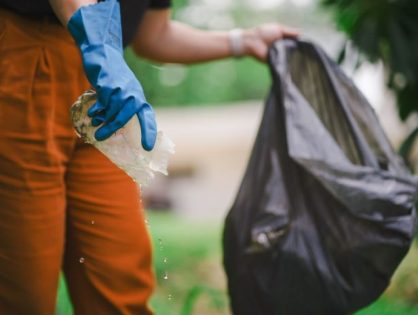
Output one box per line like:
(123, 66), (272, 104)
(0, 9), (154, 315)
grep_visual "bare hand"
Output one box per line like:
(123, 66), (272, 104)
(243, 23), (299, 62)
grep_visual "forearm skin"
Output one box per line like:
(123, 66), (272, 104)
(49, 0), (97, 25)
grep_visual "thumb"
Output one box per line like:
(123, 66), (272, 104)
(137, 103), (157, 151)
(254, 43), (268, 62)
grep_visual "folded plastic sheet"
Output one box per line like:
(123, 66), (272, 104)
(223, 39), (418, 315)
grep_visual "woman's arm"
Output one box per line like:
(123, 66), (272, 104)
(132, 9), (298, 64)
(49, 0), (96, 25)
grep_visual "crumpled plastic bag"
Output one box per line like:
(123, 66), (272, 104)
(71, 90), (175, 186)
(223, 39), (418, 315)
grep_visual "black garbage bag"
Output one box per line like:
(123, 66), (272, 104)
(223, 39), (418, 315)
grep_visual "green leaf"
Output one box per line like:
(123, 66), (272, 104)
(387, 19), (414, 81)
(337, 44), (347, 64)
(337, 4), (361, 34)
(399, 127), (418, 165)
(397, 84), (418, 121)
(322, 0), (418, 122)
(352, 17), (380, 61)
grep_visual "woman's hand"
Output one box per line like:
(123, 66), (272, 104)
(242, 23), (299, 62)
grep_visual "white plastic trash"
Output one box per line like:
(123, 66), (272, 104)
(70, 90), (175, 186)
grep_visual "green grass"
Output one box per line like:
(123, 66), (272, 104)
(56, 212), (418, 315)
(148, 212), (228, 315)
(355, 298), (418, 315)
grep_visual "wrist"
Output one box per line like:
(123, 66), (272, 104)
(228, 28), (244, 58)
(228, 28), (260, 58)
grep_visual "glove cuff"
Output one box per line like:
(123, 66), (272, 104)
(67, 0), (123, 52)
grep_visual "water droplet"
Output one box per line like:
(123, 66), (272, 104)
(163, 272), (168, 280)
(79, 257), (85, 264)
(394, 72), (407, 89)
(168, 294), (173, 301)
(91, 220), (95, 225)
(163, 257), (168, 264)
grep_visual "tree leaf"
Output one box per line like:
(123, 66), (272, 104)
(399, 127), (418, 169)
(397, 84), (418, 121)
(337, 43), (347, 64)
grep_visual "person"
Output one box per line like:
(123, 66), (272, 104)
(0, 0), (298, 314)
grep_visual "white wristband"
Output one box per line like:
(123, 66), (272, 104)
(228, 28), (244, 58)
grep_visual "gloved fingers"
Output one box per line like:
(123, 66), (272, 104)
(87, 101), (106, 117)
(93, 100), (138, 141)
(95, 88), (143, 124)
(99, 86), (126, 120)
(104, 84), (148, 122)
(91, 113), (106, 127)
(137, 103), (157, 151)
(88, 90), (127, 123)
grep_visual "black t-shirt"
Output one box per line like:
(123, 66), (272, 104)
(0, 0), (171, 46)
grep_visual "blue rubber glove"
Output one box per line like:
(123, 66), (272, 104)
(67, 0), (156, 151)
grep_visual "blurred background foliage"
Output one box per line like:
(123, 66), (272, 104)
(125, 50), (270, 107)
(124, 0), (272, 108)
(322, 0), (418, 165)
